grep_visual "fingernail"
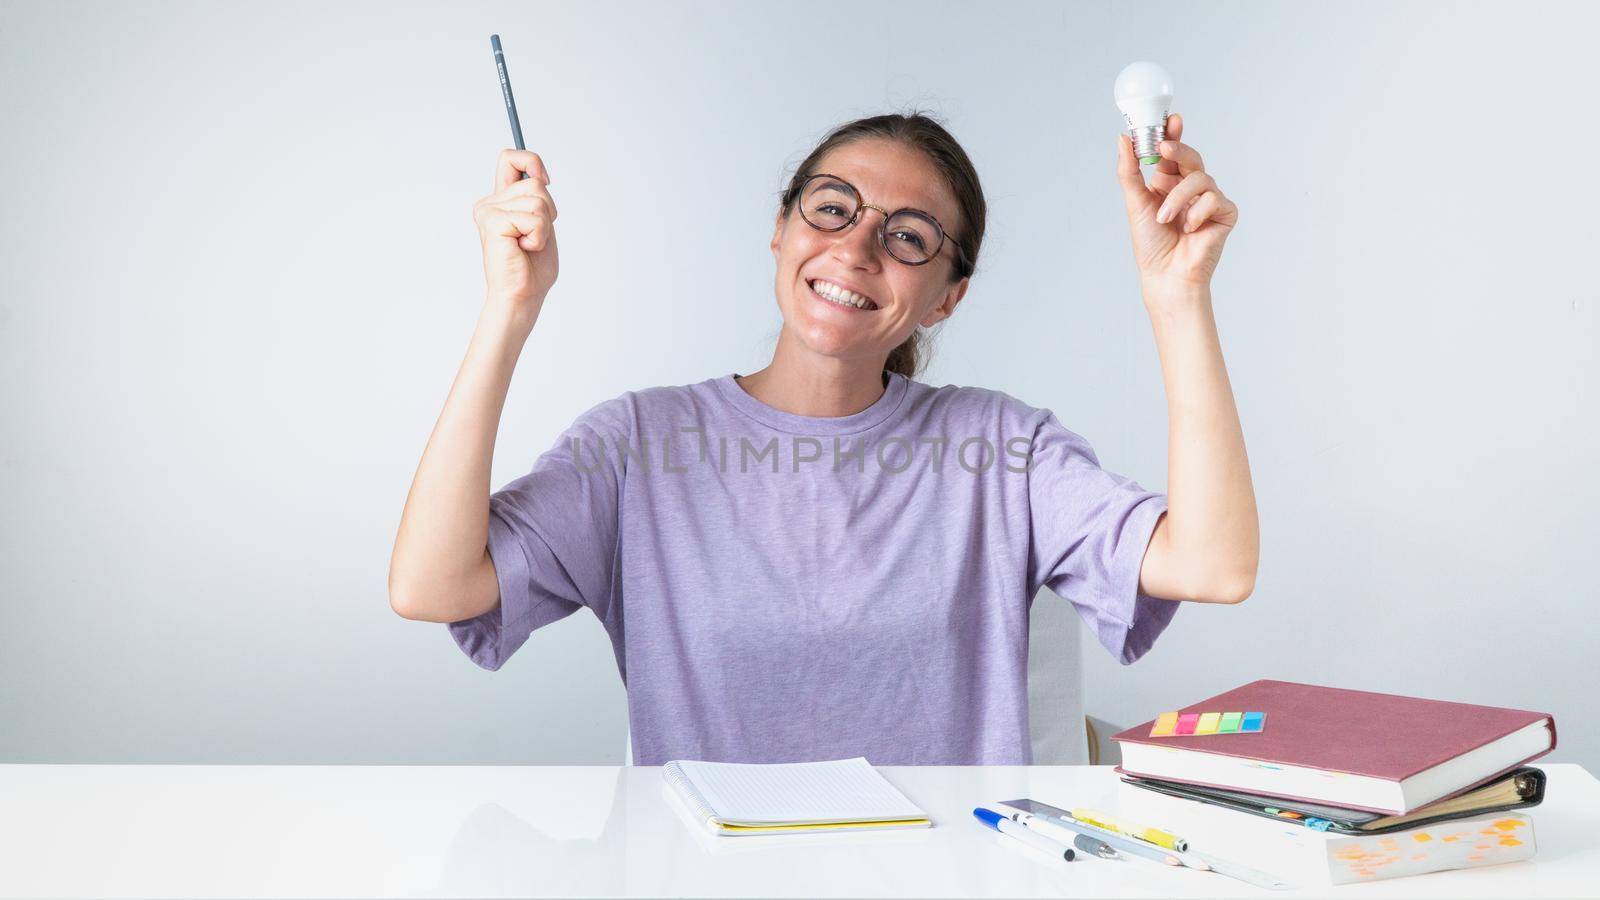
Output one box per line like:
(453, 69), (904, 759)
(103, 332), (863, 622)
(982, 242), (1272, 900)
(1157, 203), (1171, 224)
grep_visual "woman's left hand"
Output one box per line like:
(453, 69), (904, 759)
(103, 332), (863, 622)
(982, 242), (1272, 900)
(1116, 113), (1238, 288)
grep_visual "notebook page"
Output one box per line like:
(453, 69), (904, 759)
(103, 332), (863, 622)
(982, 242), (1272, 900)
(673, 757), (925, 823)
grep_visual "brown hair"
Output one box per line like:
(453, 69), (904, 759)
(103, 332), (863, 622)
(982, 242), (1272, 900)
(777, 111), (986, 380)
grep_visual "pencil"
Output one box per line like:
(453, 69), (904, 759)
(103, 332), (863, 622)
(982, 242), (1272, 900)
(1053, 816), (1181, 866)
(489, 34), (529, 179)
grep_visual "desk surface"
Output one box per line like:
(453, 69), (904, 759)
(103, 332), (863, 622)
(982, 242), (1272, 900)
(1, 763), (1595, 898)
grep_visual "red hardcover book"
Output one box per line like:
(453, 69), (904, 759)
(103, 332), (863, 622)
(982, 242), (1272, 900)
(1111, 679), (1556, 815)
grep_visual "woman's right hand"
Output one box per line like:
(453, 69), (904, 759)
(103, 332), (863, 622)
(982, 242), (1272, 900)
(473, 149), (560, 327)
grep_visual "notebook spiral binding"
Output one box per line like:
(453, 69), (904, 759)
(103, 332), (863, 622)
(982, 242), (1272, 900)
(663, 760), (720, 824)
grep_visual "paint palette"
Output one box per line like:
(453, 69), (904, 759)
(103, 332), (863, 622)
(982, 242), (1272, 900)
(1149, 710), (1265, 737)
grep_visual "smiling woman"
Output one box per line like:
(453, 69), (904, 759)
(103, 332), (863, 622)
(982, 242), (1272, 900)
(762, 115), (985, 394)
(388, 110), (1259, 766)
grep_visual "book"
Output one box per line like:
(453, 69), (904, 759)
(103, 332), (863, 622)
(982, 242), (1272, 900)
(661, 756), (931, 836)
(1122, 766), (1545, 835)
(1111, 778), (1538, 888)
(1111, 680), (1556, 815)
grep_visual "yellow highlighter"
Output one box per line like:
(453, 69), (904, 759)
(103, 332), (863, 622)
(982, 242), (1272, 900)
(1070, 808), (1188, 852)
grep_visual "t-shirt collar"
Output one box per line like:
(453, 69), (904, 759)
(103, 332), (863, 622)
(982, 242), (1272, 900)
(713, 371), (910, 435)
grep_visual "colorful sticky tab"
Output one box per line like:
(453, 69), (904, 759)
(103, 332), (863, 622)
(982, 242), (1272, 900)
(1146, 710), (1266, 737)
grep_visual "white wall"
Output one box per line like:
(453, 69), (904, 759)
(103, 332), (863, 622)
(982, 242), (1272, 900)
(2, 1), (1595, 770)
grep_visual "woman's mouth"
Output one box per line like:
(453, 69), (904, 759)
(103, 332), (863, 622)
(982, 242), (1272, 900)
(807, 278), (880, 311)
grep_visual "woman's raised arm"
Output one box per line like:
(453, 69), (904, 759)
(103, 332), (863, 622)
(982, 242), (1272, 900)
(1112, 115), (1259, 604)
(388, 149), (560, 622)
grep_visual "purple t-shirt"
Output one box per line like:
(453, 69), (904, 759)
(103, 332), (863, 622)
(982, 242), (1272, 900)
(449, 371), (1177, 765)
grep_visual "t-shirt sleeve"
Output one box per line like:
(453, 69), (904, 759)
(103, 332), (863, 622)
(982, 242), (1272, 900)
(447, 396), (628, 671)
(1026, 410), (1177, 664)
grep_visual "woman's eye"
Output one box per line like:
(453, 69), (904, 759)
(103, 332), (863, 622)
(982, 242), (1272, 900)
(891, 230), (926, 249)
(819, 203), (847, 216)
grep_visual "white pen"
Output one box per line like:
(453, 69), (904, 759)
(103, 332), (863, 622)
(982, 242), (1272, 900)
(973, 807), (1075, 862)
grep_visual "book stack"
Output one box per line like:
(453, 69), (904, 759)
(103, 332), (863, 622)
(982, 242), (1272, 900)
(1110, 679), (1556, 887)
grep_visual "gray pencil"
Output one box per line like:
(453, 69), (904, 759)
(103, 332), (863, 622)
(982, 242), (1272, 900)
(998, 800), (1191, 868)
(1056, 816), (1182, 866)
(489, 34), (529, 180)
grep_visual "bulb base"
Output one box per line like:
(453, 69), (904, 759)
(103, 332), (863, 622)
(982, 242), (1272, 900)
(1129, 124), (1166, 165)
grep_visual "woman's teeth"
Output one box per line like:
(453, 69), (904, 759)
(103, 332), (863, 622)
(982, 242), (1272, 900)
(810, 279), (879, 310)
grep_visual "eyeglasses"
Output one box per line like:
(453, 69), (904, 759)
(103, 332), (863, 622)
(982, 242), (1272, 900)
(795, 173), (968, 271)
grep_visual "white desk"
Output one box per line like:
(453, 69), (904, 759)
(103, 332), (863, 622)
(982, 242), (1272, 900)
(1, 763), (1595, 898)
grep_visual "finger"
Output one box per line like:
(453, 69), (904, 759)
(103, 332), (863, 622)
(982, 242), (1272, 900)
(1156, 172), (1216, 225)
(494, 149), (551, 191)
(1157, 139), (1206, 176)
(481, 177), (560, 221)
(494, 194), (557, 221)
(509, 213), (552, 252)
(1115, 133), (1158, 218)
(1146, 170), (1182, 196)
(1182, 192), (1222, 233)
(478, 206), (548, 246)
(498, 179), (559, 221)
(1156, 113), (1184, 176)
(1184, 191), (1238, 232)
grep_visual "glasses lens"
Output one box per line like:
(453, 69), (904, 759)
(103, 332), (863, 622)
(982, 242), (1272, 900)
(799, 177), (857, 230)
(884, 210), (942, 264)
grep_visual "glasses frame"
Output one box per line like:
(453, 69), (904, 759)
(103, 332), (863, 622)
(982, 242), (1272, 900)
(795, 173), (968, 272)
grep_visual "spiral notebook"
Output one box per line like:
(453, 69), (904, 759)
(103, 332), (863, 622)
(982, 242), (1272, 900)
(661, 756), (931, 836)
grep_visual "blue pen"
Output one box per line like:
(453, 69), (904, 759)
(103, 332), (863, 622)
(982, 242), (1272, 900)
(973, 807), (1075, 862)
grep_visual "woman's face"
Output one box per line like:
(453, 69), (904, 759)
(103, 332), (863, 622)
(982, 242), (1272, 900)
(769, 138), (970, 366)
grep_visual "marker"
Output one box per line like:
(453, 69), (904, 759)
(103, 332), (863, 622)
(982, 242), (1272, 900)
(973, 808), (1075, 862)
(1070, 808), (1188, 852)
(1007, 811), (1118, 859)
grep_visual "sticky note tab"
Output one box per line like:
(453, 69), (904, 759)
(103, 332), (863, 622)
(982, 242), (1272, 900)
(1148, 709), (1265, 738)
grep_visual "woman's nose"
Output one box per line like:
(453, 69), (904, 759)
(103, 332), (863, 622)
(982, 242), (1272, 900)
(834, 208), (885, 265)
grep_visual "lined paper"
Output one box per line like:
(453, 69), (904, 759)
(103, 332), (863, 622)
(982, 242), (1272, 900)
(670, 757), (925, 824)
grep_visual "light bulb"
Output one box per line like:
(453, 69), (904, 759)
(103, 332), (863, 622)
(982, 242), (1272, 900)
(1113, 61), (1175, 166)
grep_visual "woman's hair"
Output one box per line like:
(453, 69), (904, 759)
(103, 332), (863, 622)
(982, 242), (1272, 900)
(777, 111), (986, 380)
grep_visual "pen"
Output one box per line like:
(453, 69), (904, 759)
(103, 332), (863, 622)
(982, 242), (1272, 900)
(1008, 811), (1118, 859)
(1070, 807), (1188, 852)
(972, 808), (1075, 862)
(489, 34), (530, 178)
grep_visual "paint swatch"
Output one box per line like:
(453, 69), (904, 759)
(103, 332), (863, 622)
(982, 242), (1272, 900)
(1149, 710), (1265, 737)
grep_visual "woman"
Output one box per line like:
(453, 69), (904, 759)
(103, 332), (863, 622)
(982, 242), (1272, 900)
(389, 112), (1257, 765)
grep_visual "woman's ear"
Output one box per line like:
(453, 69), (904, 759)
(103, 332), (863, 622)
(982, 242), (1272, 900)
(920, 277), (970, 327)
(770, 209), (785, 261)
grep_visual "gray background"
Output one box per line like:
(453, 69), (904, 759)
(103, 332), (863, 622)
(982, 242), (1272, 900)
(2, 1), (1595, 771)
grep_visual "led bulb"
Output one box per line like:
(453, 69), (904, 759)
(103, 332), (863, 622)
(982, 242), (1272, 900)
(1114, 61), (1175, 165)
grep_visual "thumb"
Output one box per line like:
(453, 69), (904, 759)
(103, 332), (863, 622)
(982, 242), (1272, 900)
(1115, 133), (1157, 219)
